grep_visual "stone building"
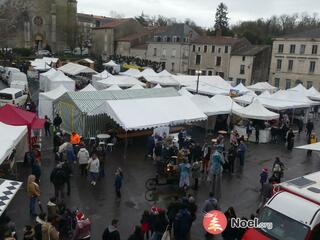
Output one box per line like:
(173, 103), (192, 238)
(91, 18), (144, 59)
(270, 29), (320, 90)
(229, 45), (271, 85)
(145, 24), (199, 74)
(188, 36), (250, 78)
(0, 0), (77, 53)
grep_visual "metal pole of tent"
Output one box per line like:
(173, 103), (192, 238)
(205, 117), (209, 138)
(291, 108), (295, 125)
(124, 131), (128, 159)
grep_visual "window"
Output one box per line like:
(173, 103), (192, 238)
(295, 80), (303, 86)
(204, 45), (207, 53)
(242, 56), (246, 61)
(202, 70), (207, 75)
(274, 78), (280, 88)
(225, 46), (229, 53)
(300, 44), (306, 54)
(163, 36), (167, 42)
(162, 49), (166, 57)
(216, 56), (221, 66)
(309, 61), (316, 73)
(218, 48), (221, 53)
(307, 81), (313, 89)
(153, 48), (157, 57)
(290, 44), (296, 54)
(171, 49), (176, 57)
(171, 62), (175, 71)
(278, 44), (284, 53)
(166, 37), (171, 42)
(208, 71), (213, 76)
(288, 60), (293, 71)
(240, 65), (245, 74)
(156, 36), (161, 42)
(198, 46), (201, 52)
(229, 77), (233, 81)
(192, 45), (195, 52)
(217, 72), (224, 78)
(14, 91), (23, 99)
(196, 54), (201, 65)
(212, 46), (215, 53)
(236, 78), (246, 85)
(312, 45), (318, 54)
(276, 59), (282, 70)
(285, 79), (291, 89)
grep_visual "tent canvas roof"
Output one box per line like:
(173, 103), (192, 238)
(141, 68), (158, 77)
(49, 70), (74, 82)
(128, 84), (144, 90)
(158, 69), (172, 77)
(120, 68), (142, 78)
(307, 87), (320, 101)
(145, 76), (179, 86)
(97, 75), (145, 88)
(153, 84), (162, 89)
(89, 96), (207, 130)
(104, 85), (122, 91)
(40, 85), (69, 100)
(80, 84), (97, 92)
(248, 82), (277, 92)
(210, 94), (243, 114)
(59, 62), (97, 76)
(103, 60), (119, 67)
(295, 142), (320, 151)
(40, 68), (57, 77)
(0, 178), (22, 216)
(186, 83), (230, 96)
(271, 90), (318, 107)
(93, 70), (112, 79)
(178, 88), (193, 98)
(232, 99), (279, 120)
(233, 83), (250, 94)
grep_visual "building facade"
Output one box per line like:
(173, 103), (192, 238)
(229, 45), (271, 85)
(270, 29), (320, 90)
(91, 19), (144, 59)
(188, 36), (250, 78)
(0, 0), (77, 52)
(145, 24), (199, 74)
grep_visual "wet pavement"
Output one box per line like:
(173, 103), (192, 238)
(2, 78), (320, 240)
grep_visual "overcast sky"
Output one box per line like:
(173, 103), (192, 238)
(78, 0), (320, 28)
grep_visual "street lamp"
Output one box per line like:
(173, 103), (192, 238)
(195, 70), (202, 93)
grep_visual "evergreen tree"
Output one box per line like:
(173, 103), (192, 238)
(214, 2), (229, 35)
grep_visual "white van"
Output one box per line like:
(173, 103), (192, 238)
(243, 171), (320, 240)
(0, 88), (28, 107)
(9, 72), (28, 91)
(2, 67), (20, 84)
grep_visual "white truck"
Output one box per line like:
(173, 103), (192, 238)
(9, 72), (28, 92)
(0, 88), (28, 107)
(2, 67), (20, 84)
(243, 171), (320, 240)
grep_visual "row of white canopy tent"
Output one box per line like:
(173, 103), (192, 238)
(39, 68), (75, 92)
(95, 75), (146, 89)
(59, 62), (97, 76)
(30, 57), (59, 71)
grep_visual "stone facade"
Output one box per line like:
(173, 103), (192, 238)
(270, 29), (320, 90)
(91, 19), (144, 60)
(145, 24), (199, 74)
(229, 45), (271, 85)
(0, 0), (77, 53)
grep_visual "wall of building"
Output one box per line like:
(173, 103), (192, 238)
(116, 41), (131, 56)
(189, 44), (232, 77)
(92, 28), (114, 59)
(270, 39), (320, 89)
(251, 47), (271, 84)
(146, 43), (190, 73)
(130, 48), (147, 58)
(229, 55), (254, 85)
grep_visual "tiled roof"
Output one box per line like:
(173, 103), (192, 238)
(191, 36), (241, 45)
(93, 18), (132, 29)
(231, 45), (270, 56)
(117, 27), (166, 42)
(150, 24), (199, 40)
(280, 28), (320, 39)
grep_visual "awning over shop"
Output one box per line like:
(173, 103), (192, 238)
(88, 96), (207, 130)
(232, 99), (279, 120)
(0, 179), (22, 216)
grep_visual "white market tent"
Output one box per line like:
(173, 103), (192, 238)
(190, 95), (222, 116)
(259, 90), (271, 97)
(120, 68), (142, 78)
(103, 85), (123, 91)
(95, 75), (145, 89)
(233, 92), (257, 105)
(45, 70), (75, 92)
(307, 87), (320, 101)
(141, 68), (158, 77)
(38, 85), (69, 119)
(0, 178), (22, 216)
(178, 88), (193, 98)
(80, 84), (97, 92)
(233, 83), (250, 94)
(39, 68), (57, 91)
(145, 76), (180, 86)
(186, 83), (230, 96)
(271, 90), (318, 107)
(0, 122), (28, 165)
(92, 70), (112, 87)
(153, 84), (162, 89)
(173, 75), (231, 89)
(158, 69), (173, 77)
(103, 60), (120, 73)
(30, 59), (52, 71)
(128, 84), (144, 90)
(59, 62), (97, 76)
(232, 99), (279, 120)
(248, 82), (277, 93)
(289, 84), (309, 95)
(210, 95), (243, 114)
(295, 142), (320, 151)
(88, 96), (207, 130)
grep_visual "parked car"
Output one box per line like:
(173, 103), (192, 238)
(2, 67), (20, 84)
(36, 50), (51, 57)
(0, 88), (28, 107)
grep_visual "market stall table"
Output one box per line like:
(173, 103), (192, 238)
(234, 125), (271, 143)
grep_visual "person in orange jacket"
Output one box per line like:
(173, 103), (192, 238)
(70, 132), (81, 145)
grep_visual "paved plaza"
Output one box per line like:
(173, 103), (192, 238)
(6, 122), (320, 239)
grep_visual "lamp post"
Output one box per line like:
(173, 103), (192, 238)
(195, 70), (202, 94)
